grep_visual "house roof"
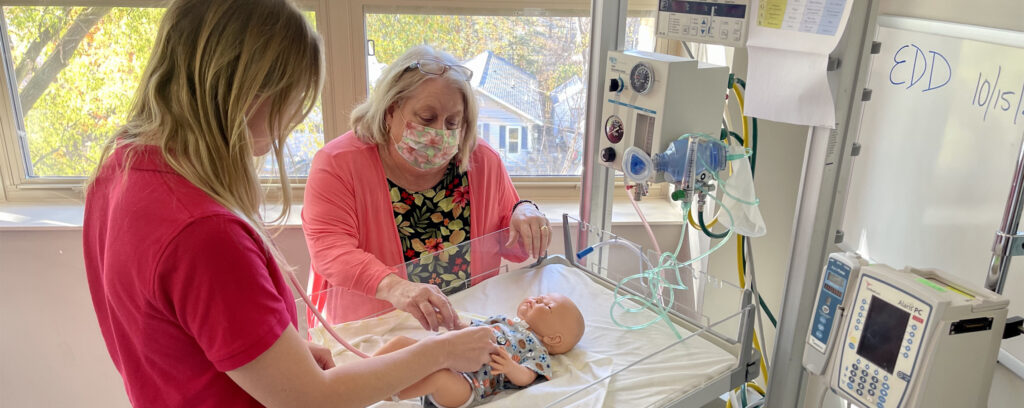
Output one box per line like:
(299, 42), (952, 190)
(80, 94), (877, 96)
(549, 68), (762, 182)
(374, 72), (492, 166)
(464, 51), (543, 125)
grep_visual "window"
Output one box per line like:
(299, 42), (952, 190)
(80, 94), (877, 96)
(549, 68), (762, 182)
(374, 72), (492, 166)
(507, 127), (521, 154)
(0, 1), (664, 200)
(0, 6), (323, 183)
(365, 10), (656, 177)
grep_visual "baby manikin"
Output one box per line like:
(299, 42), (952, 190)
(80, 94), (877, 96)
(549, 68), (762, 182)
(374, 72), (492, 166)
(373, 293), (586, 408)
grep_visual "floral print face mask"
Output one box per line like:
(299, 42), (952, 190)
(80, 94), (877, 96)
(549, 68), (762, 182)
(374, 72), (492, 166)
(395, 120), (460, 170)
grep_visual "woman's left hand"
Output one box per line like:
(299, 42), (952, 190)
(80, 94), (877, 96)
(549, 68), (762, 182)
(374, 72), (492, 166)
(506, 202), (550, 259)
(307, 341), (335, 370)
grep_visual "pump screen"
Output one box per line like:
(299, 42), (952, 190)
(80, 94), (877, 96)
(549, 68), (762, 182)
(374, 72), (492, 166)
(659, 1), (747, 18)
(857, 296), (909, 374)
(826, 272), (846, 289)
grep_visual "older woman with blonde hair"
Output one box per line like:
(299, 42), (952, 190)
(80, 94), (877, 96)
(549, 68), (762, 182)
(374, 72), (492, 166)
(303, 46), (551, 331)
(83, 1), (498, 406)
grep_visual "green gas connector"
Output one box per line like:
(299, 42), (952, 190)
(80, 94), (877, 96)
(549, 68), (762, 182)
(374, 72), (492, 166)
(671, 189), (687, 202)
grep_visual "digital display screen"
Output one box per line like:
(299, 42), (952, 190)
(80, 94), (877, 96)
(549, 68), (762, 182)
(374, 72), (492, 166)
(857, 296), (910, 374)
(659, 1), (747, 18)
(826, 272), (846, 290)
(824, 284), (841, 297)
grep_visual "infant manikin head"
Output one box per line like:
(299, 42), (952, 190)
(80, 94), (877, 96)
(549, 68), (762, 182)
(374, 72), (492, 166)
(516, 293), (585, 355)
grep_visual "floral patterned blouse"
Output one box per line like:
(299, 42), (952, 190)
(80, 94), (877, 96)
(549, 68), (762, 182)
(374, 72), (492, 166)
(389, 162), (472, 295)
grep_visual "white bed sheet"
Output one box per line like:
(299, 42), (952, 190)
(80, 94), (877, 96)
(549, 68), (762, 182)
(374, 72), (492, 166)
(310, 262), (737, 407)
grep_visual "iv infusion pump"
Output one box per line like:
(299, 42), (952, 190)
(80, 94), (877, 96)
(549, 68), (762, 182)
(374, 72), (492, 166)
(804, 254), (1009, 408)
(804, 252), (867, 374)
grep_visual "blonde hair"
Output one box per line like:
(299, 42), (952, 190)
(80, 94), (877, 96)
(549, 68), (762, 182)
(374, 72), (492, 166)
(88, 0), (323, 267)
(351, 45), (478, 171)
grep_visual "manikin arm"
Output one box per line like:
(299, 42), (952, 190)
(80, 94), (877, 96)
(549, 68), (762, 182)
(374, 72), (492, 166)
(228, 327), (496, 408)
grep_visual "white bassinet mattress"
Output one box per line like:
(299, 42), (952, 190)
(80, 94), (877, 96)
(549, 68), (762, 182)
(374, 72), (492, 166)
(310, 261), (737, 407)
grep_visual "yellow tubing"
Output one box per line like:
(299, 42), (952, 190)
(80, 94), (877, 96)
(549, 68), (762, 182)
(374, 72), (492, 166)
(688, 204), (719, 230)
(726, 381), (768, 408)
(732, 83), (750, 149)
(746, 382), (766, 396)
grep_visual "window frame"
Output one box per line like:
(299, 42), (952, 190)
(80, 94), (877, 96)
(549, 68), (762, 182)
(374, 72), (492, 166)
(0, 0), (662, 203)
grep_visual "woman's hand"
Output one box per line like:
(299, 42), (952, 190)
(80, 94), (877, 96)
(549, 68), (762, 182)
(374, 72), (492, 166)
(307, 341), (335, 370)
(430, 326), (500, 372)
(376, 274), (460, 331)
(506, 202), (551, 259)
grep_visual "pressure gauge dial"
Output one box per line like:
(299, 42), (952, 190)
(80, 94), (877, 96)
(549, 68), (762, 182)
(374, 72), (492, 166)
(604, 115), (624, 143)
(629, 62), (654, 94)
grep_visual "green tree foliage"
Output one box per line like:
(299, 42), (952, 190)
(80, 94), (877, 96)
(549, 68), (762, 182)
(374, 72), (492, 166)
(5, 6), (162, 177)
(4, 7), (323, 178)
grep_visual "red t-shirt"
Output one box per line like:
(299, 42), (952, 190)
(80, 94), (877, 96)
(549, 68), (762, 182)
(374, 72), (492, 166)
(83, 144), (296, 407)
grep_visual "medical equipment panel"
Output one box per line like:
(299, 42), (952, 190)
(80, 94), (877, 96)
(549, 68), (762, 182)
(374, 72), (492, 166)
(803, 252), (865, 374)
(656, 0), (750, 47)
(831, 264), (1009, 408)
(600, 50), (728, 181)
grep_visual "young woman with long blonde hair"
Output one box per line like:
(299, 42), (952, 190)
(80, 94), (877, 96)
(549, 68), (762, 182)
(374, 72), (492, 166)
(83, 1), (497, 406)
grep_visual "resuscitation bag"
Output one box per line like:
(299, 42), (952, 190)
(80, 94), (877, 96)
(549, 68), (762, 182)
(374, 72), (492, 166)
(718, 144), (766, 237)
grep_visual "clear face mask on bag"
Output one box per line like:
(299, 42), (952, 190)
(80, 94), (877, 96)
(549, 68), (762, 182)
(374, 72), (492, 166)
(717, 144), (766, 237)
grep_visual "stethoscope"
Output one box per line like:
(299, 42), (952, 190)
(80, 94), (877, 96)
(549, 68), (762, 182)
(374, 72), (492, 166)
(285, 270), (370, 358)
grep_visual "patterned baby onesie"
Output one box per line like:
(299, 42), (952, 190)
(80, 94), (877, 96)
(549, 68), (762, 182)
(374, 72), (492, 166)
(424, 314), (554, 408)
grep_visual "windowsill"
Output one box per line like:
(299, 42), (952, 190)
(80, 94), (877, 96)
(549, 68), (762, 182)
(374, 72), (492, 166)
(0, 196), (684, 231)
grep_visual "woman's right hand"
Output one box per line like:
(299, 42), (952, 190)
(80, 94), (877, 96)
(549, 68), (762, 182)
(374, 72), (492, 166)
(431, 326), (500, 372)
(377, 274), (459, 331)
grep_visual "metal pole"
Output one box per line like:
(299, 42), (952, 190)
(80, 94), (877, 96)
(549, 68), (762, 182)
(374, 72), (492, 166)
(986, 134), (1024, 293)
(766, 1), (880, 406)
(579, 0), (626, 242)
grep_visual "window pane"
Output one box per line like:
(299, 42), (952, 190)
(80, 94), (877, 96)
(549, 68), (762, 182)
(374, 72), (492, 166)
(259, 11), (322, 178)
(2, 7), (322, 178)
(365, 12), (655, 177)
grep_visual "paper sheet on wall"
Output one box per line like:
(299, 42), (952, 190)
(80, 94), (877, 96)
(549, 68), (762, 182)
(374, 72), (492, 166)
(744, 0), (854, 128)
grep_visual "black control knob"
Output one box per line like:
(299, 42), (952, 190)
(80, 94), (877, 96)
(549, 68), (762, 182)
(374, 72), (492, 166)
(609, 78), (623, 93)
(601, 147), (616, 163)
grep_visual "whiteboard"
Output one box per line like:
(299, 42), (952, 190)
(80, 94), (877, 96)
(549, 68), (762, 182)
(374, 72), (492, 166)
(843, 16), (1024, 365)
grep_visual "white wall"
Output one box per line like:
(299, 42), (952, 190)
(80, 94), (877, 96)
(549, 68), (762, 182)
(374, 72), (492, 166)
(2, 229), (129, 407)
(0, 228), (310, 408)
(881, 0), (1023, 32)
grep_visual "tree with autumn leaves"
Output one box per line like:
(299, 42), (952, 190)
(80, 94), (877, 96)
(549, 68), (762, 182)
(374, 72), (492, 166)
(3, 6), (321, 177)
(5, 6), (159, 177)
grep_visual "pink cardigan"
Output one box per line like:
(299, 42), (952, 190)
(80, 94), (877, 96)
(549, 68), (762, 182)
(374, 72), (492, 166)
(302, 131), (525, 323)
